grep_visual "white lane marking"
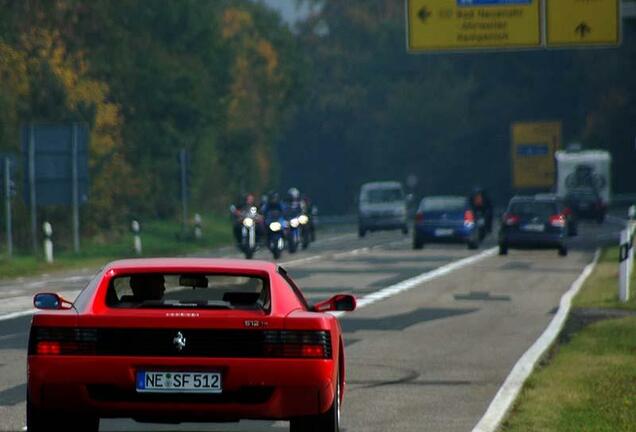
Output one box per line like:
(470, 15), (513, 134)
(471, 249), (601, 432)
(332, 247), (370, 259)
(332, 247), (498, 317)
(0, 309), (37, 322)
(281, 255), (324, 267)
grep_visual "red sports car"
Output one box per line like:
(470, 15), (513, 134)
(27, 258), (356, 432)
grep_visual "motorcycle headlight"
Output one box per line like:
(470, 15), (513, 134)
(269, 221), (282, 232)
(298, 215), (309, 225)
(243, 217), (254, 228)
(290, 218), (300, 228)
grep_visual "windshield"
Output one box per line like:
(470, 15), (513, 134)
(362, 188), (404, 203)
(107, 273), (269, 311)
(509, 201), (558, 218)
(419, 197), (467, 212)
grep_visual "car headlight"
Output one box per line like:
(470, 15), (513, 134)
(298, 214), (309, 225)
(269, 221), (282, 232)
(290, 218), (300, 228)
(243, 217), (254, 228)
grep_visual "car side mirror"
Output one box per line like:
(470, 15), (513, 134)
(33, 293), (72, 310)
(313, 294), (356, 313)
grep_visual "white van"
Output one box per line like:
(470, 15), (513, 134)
(357, 181), (409, 237)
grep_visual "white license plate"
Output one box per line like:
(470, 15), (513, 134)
(136, 371), (222, 393)
(521, 224), (545, 232)
(434, 228), (454, 237)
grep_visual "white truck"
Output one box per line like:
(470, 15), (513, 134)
(555, 150), (611, 203)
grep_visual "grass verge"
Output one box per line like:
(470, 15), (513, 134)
(501, 247), (636, 432)
(0, 214), (232, 279)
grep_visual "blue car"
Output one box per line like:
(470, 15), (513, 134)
(413, 196), (480, 250)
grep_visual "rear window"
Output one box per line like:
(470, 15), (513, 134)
(419, 197), (466, 212)
(106, 273), (269, 311)
(362, 188), (403, 203)
(509, 201), (557, 218)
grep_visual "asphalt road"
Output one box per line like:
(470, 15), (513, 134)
(0, 219), (624, 431)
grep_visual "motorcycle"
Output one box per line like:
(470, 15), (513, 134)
(286, 210), (302, 254)
(265, 210), (287, 260)
(239, 206), (260, 259)
(298, 213), (312, 249)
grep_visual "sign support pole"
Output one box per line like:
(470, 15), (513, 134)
(4, 157), (12, 259)
(180, 148), (188, 233)
(71, 123), (80, 253)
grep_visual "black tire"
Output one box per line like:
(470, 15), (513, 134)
(558, 245), (568, 257)
(413, 236), (424, 250)
(272, 248), (281, 260)
(499, 243), (508, 255)
(27, 395), (99, 432)
(290, 371), (340, 432)
(402, 225), (409, 235)
(468, 240), (479, 250)
(358, 227), (366, 238)
(244, 249), (254, 259)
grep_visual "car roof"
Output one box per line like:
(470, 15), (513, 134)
(102, 258), (279, 274)
(361, 181), (402, 190)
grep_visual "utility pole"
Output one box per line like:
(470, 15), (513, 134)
(28, 124), (37, 254)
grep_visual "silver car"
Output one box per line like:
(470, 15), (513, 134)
(358, 181), (409, 237)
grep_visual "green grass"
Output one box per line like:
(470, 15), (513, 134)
(0, 214), (232, 279)
(573, 246), (636, 311)
(502, 247), (636, 431)
(501, 317), (636, 432)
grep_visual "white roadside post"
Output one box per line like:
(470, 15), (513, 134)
(193, 213), (202, 240)
(619, 226), (631, 302)
(42, 222), (54, 263)
(629, 206), (635, 283)
(131, 220), (142, 256)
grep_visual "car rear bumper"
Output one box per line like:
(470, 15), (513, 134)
(360, 216), (406, 230)
(500, 232), (565, 247)
(414, 224), (475, 242)
(28, 356), (336, 421)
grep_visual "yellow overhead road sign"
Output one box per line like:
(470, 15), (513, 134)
(511, 121), (562, 189)
(546, 0), (620, 47)
(406, 0), (541, 52)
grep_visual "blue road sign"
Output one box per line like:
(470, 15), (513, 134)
(517, 144), (549, 157)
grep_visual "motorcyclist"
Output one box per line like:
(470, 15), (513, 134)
(469, 187), (494, 234)
(285, 187), (303, 215)
(262, 191), (285, 216)
(230, 192), (258, 244)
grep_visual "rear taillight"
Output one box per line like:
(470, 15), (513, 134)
(36, 341), (61, 355)
(464, 210), (475, 226)
(415, 212), (424, 223)
(29, 328), (97, 355)
(550, 214), (566, 228)
(504, 214), (520, 226)
(263, 330), (331, 359)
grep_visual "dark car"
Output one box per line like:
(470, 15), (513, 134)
(564, 187), (606, 223)
(413, 196), (480, 250)
(499, 196), (569, 256)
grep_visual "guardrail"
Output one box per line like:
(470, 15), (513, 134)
(619, 209), (636, 302)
